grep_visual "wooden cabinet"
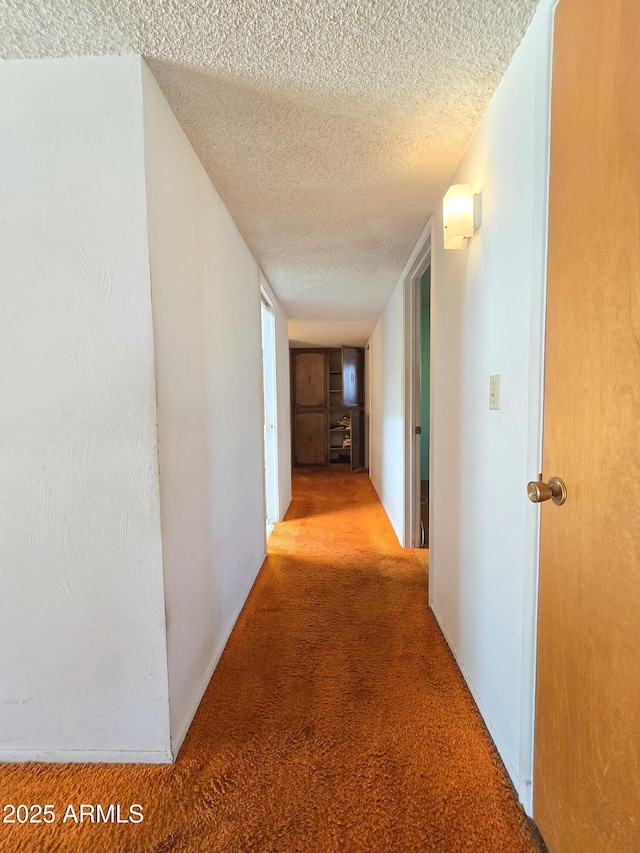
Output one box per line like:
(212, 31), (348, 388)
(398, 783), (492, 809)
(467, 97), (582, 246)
(292, 350), (327, 465)
(293, 350), (326, 408)
(292, 346), (364, 469)
(327, 348), (364, 470)
(294, 412), (327, 465)
(350, 408), (364, 470)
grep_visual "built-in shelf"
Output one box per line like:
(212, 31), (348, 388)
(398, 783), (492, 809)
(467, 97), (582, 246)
(291, 345), (363, 469)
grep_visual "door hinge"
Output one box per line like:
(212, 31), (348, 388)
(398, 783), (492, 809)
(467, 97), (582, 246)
(415, 426), (422, 435)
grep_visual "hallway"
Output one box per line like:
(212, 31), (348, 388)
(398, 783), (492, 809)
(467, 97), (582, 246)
(0, 469), (543, 852)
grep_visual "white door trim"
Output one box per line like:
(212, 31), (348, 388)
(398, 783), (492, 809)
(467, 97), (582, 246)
(260, 282), (279, 537)
(403, 216), (432, 549)
(518, 0), (560, 816)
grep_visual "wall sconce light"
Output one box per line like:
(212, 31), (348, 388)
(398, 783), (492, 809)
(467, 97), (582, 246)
(443, 184), (481, 249)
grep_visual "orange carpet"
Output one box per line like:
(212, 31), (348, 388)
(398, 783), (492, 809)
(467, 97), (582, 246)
(0, 468), (545, 852)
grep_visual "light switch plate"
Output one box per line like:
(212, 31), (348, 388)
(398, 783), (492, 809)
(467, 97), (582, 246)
(489, 374), (501, 410)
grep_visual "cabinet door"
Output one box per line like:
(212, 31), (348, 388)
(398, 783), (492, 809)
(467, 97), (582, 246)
(342, 347), (363, 407)
(350, 409), (364, 471)
(294, 412), (327, 465)
(293, 351), (326, 407)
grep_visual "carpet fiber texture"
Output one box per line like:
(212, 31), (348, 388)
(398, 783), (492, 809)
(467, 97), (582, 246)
(0, 468), (545, 852)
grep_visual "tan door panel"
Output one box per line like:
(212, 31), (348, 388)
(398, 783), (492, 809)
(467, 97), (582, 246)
(533, 0), (640, 850)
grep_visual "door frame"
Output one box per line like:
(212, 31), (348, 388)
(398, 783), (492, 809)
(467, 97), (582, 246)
(403, 217), (432, 549)
(260, 285), (279, 537)
(518, 0), (559, 815)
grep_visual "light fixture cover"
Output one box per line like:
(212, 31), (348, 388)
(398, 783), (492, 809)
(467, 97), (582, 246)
(443, 184), (476, 249)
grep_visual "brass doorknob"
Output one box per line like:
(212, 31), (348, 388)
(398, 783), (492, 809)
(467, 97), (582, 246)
(527, 477), (567, 505)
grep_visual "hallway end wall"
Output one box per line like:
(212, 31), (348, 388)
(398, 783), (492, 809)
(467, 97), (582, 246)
(141, 62), (277, 755)
(429, 0), (554, 812)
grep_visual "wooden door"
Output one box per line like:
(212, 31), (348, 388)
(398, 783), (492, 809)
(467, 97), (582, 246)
(533, 1), (640, 850)
(342, 347), (363, 408)
(294, 412), (326, 465)
(293, 351), (326, 408)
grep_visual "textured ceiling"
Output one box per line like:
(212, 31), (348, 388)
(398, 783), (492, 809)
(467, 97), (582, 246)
(1, 0), (540, 346)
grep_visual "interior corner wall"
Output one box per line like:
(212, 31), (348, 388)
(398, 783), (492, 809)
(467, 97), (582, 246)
(0, 55), (171, 761)
(368, 277), (405, 545)
(140, 61), (269, 755)
(428, 0), (555, 811)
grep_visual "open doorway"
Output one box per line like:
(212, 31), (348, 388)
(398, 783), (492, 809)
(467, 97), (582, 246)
(260, 292), (279, 537)
(403, 219), (432, 549)
(418, 266), (431, 547)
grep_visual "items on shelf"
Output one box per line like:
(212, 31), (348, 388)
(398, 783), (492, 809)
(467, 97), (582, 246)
(330, 416), (351, 430)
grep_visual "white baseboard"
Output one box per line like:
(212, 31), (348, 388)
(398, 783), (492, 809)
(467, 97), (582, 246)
(0, 555), (269, 768)
(0, 748), (173, 764)
(169, 553), (267, 758)
(429, 603), (521, 799)
(368, 477), (405, 548)
(278, 495), (292, 522)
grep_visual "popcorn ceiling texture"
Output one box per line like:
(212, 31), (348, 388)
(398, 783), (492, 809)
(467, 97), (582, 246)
(288, 319), (380, 349)
(0, 0), (540, 345)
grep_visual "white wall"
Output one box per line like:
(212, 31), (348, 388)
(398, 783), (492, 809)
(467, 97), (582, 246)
(0, 53), (291, 764)
(368, 279), (405, 543)
(429, 0), (555, 812)
(0, 56), (171, 761)
(141, 62), (287, 753)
